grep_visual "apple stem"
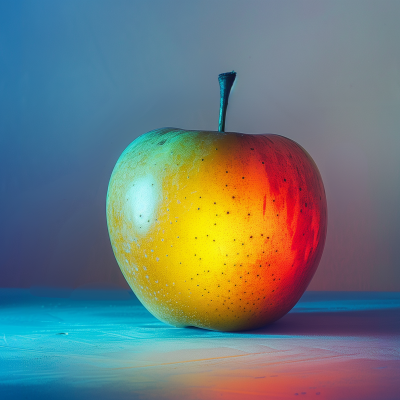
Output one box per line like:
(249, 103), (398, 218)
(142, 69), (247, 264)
(218, 71), (236, 132)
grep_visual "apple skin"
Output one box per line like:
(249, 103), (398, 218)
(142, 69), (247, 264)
(106, 127), (327, 331)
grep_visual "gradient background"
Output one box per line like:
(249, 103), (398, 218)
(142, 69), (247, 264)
(1, 0), (399, 292)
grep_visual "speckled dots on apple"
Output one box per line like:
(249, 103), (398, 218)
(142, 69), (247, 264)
(106, 128), (327, 331)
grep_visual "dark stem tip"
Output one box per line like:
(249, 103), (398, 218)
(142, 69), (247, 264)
(218, 71), (237, 86)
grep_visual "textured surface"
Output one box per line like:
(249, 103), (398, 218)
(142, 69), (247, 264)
(0, 289), (399, 400)
(107, 129), (327, 330)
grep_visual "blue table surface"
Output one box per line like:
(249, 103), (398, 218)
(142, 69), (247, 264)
(0, 289), (399, 400)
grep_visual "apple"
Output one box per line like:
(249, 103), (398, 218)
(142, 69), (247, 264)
(106, 72), (327, 331)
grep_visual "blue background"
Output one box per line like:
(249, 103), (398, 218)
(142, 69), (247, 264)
(1, 0), (400, 291)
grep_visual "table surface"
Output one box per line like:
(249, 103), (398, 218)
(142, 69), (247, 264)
(0, 289), (399, 400)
